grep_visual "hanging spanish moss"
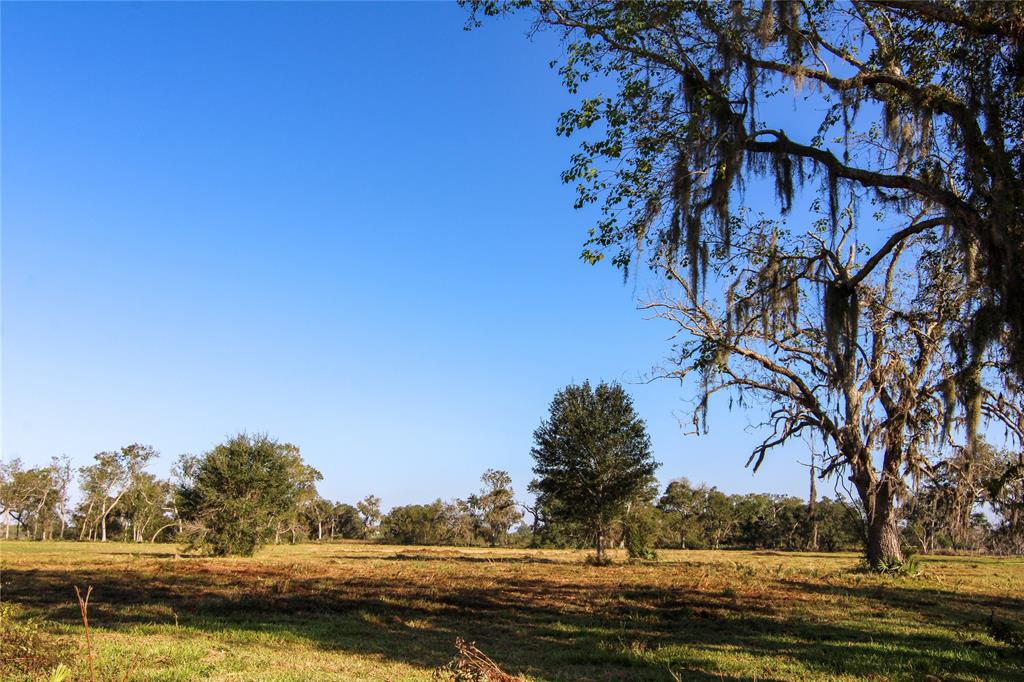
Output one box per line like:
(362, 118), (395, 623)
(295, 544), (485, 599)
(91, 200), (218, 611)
(953, 303), (1001, 452)
(823, 280), (859, 384)
(777, 0), (803, 68)
(827, 172), (840, 240)
(755, 0), (773, 48)
(773, 151), (794, 213)
(940, 373), (957, 441)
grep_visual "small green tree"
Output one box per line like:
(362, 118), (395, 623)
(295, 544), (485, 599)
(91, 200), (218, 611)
(468, 469), (522, 547)
(331, 503), (366, 540)
(356, 495), (382, 537)
(658, 478), (707, 549)
(381, 500), (449, 545)
(176, 434), (314, 556)
(531, 381), (660, 563)
(622, 498), (661, 560)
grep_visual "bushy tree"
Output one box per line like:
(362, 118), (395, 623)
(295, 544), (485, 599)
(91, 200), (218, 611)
(381, 503), (435, 545)
(176, 434), (316, 556)
(531, 381), (660, 563)
(380, 500), (455, 545)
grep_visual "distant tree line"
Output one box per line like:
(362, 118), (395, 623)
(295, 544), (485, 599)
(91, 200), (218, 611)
(2, 422), (1021, 557)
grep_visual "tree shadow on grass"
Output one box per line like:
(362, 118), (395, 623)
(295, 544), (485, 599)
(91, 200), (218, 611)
(358, 549), (566, 565)
(780, 576), (1024, 631)
(4, 563), (1022, 681)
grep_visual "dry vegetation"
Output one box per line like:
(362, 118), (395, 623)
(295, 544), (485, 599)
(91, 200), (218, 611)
(1, 541), (1022, 681)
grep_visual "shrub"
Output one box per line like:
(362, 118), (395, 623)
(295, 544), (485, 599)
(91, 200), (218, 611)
(623, 503), (660, 561)
(0, 603), (71, 679)
(988, 611), (1024, 652)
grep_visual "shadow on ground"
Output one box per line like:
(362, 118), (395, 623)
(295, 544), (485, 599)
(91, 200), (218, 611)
(4, 557), (1023, 681)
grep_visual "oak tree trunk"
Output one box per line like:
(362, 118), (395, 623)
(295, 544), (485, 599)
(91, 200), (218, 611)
(866, 512), (904, 568)
(808, 461), (819, 551)
(849, 446), (906, 570)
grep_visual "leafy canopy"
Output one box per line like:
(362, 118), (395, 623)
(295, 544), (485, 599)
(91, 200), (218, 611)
(466, 0), (1024, 406)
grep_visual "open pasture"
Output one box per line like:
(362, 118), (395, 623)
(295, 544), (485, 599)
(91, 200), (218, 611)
(1, 541), (1022, 681)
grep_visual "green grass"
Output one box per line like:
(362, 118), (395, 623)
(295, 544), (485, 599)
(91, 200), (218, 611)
(1, 541), (1022, 680)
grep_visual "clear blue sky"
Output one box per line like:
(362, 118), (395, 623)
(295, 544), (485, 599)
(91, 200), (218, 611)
(2, 2), (819, 508)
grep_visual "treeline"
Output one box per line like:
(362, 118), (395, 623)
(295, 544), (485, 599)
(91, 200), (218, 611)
(1, 446), (172, 543)
(0, 437), (526, 552)
(901, 441), (1024, 556)
(2, 434), (1022, 556)
(338, 478), (865, 553)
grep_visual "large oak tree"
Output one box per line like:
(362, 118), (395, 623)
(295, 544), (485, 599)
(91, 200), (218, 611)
(468, 0), (1024, 567)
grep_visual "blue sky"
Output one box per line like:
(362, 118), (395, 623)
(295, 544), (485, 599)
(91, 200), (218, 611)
(2, 1), (821, 508)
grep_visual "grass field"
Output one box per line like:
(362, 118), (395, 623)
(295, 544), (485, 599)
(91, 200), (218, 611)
(1, 541), (1022, 681)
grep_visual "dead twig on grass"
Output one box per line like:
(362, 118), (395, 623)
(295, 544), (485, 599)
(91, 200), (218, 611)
(432, 637), (521, 682)
(72, 585), (142, 682)
(74, 586), (96, 682)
